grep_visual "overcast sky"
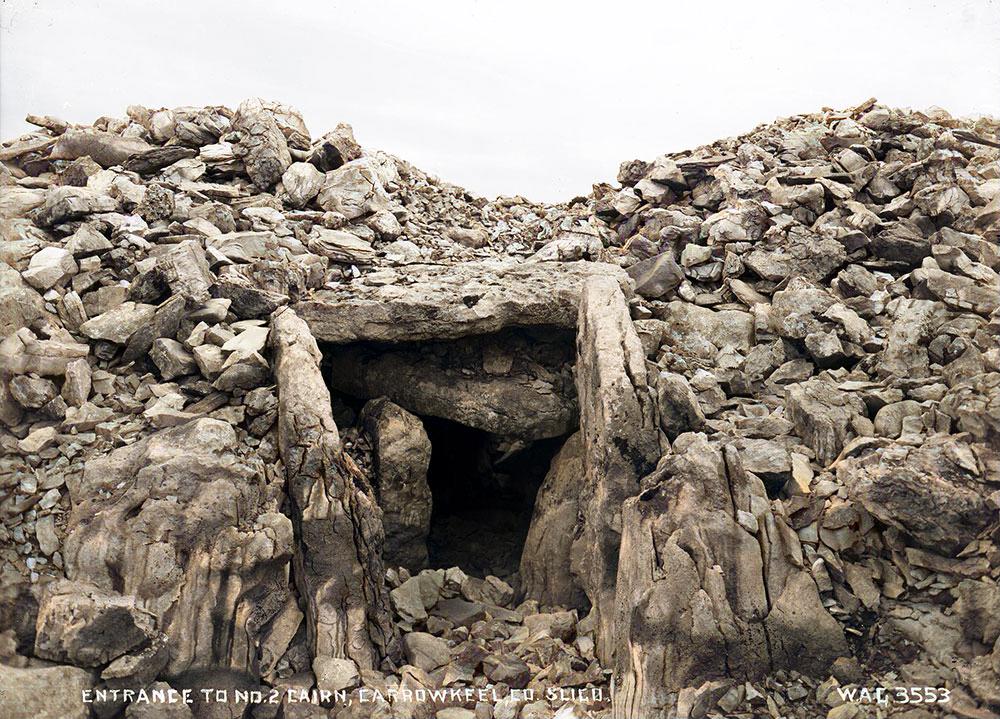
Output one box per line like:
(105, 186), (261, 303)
(2, 0), (999, 202)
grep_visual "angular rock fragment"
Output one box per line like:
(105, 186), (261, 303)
(62, 419), (293, 675)
(840, 436), (997, 553)
(786, 378), (868, 466)
(22, 246), (78, 290)
(78, 301), (156, 344)
(231, 98), (293, 190)
(49, 129), (152, 167)
(0, 664), (94, 719)
(316, 158), (390, 219)
(34, 579), (156, 667)
(281, 161), (325, 207)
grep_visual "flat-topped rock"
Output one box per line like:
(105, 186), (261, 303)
(295, 259), (632, 343)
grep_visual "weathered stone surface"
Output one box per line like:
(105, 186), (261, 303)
(49, 129), (152, 167)
(520, 432), (588, 609)
(78, 301), (156, 344)
(328, 328), (577, 440)
(282, 161), (325, 207)
(296, 260), (632, 343)
(62, 419), (293, 675)
(62, 359), (93, 407)
(316, 158), (391, 219)
(0, 664), (94, 719)
(309, 123), (362, 171)
(362, 398), (433, 571)
(9, 374), (57, 409)
(402, 631), (451, 672)
(571, 275), (660, 664)
(655, 371), (705, 440)
(152, 239), (213, 302)
(271, 307), (396, 669)
(625, 251), (683, 299)
(612, 434), (847, 716)
(0, 327), (89, 376)
(840, 436), (997, 554)
(0, 261), (46, 335)
(786, 378), (868, 466)
(35, 579), (156, 667)
(150, 337), (197, 379)
(231, 98), (293, 190)
(654, 300), (754, 358)
(313, 656), (360, 693)
(22, 245), (78, 290)
(744, 230), (847, 282)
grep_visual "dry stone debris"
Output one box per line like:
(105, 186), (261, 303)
(0, 97), (998, 719)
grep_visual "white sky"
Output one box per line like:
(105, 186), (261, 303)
(2, 0), (999, 202)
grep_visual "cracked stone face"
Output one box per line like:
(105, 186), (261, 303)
(1, 97), (999, 719)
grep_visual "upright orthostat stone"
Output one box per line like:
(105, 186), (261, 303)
(612, 435), (848, 717)
(362, 398), (433, 571)
(270, 307), (396, 669)
(570, 275), (660, 665)
(520, 432), (589, 609)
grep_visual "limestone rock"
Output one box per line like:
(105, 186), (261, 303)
(22, 246), (78, 290)
(232, 98), (293, 190)
(34, 579), (156, 667)
(49, 129), (152, 167)
(281, 161), (325, 207)
(0, 664), (94, 719)
(78, 301), (156, 344)
(62, 419), (293, 675)
(329, 329), (577, 440)
(571, 275), (660, 663)
(296, 260), (632, 343)
(313, 656), (360, 693)
(309, 123), (362, 171)
(9, 374), (58, 409)
(626, 250), (684, 299)
(612, 435), (847, 716)
(402, 632), (451, 672)
(656, 371), (705, 440)
(840, 436), (997, 554)
(521, 432), (588, 609)
(150, 337), (197, 379)
(316, 158), (390, 219)
(270, 307), (396, 670)
(362, 398), (433, 571)
(786, 378), (867, 466)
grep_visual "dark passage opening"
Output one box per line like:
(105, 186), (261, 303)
(423, 416), (565, 580)
(321, 326), (577, 582)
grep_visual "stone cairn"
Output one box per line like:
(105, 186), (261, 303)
(0, 98), (998, 718)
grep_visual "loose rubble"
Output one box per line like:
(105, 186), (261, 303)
(1, 97), (998, 719)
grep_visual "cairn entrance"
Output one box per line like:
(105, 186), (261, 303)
(321, 325), (579, 581)
(423, 416), (565, 578)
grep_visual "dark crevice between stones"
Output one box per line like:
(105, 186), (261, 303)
(422, 416), (566, 580)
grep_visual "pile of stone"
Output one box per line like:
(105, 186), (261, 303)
(592, 97), (1000, 718)
(0, 97), (998, 719)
